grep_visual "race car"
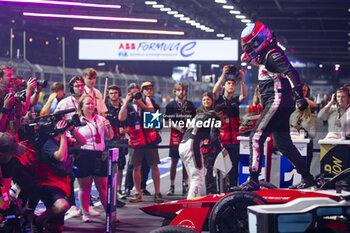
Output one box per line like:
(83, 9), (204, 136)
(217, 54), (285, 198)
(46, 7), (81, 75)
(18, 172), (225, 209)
(141, 168), (350, 233)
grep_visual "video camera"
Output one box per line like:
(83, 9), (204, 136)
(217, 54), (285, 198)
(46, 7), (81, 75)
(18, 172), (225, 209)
(25, 108), (86, 146)
(227, 65), (241, 77)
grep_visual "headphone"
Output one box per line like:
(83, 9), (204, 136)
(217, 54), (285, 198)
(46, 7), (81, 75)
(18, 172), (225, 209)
(69, 76), (84, 94)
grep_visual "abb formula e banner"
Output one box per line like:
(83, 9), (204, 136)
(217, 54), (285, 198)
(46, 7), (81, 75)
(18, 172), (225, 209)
(79, 39), (238, 61)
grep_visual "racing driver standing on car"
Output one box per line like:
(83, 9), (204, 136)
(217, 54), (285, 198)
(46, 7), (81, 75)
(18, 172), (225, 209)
(238, 22), (316, 191)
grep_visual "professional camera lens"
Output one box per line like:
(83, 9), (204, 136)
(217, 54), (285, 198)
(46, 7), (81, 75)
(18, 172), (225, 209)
(132, 92), (142, 100)
(37, 80), (48, 88)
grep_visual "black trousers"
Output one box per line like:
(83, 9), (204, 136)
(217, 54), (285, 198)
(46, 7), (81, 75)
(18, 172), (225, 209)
(249, 94), (310, 179)
(124, 155), (150, 190)
(225, 144), (239, 187)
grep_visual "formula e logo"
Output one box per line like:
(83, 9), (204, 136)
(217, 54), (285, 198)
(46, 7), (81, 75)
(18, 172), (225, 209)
(143, 110), (162, 129)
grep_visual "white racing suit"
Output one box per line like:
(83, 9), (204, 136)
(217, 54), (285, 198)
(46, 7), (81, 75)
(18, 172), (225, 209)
(179, 111), (222, 199)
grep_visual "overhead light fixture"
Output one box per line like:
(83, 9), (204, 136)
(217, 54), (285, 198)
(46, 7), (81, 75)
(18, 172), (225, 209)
(235, 15), (246, 19)
(152, 4), (164, 8)
(229, 10), (240, 14)
(144, 1), (157, 5)
(214, 0), (227, 3)
(23, 12), (157, 23)
(160, 7), (171, 11)
(206, 29), (215, 32)
(185, 20), (195, 24)
(216, 33), (225, 37)
(146, 2), (214, 34)
(319, 64), (323, 68)
(348, 41), (350, 45)
(241, 19), (251, 23)
(73, 27), (185, 35)
(179, 17), (190, 21)
(174, 14), (184, 18)
(0, 0), (121, 8)
(222, 5), (234, 9)
(223, 37), (231, 40)
(241, 62), (247, 66)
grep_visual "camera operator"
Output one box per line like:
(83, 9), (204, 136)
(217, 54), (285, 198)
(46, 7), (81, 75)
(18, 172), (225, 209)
(32, 119), (86, 233)
(212, 65), (247, 189)
(119, 83), (163, 203)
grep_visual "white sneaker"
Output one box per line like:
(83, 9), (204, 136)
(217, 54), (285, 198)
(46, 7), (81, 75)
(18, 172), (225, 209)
(66, 206), (79, 218)
(82, 213), (91, 223)
(88, 206), (101, 216)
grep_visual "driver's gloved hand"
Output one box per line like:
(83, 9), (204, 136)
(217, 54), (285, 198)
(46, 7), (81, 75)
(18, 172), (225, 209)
(293, 85), (308, 111)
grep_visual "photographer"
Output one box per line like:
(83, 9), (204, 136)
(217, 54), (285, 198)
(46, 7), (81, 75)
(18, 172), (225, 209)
(212, 65), (247, 189)
(119, 83), (163, 203)
(0, 65), (38, 134)
(32, 119), (86, 233)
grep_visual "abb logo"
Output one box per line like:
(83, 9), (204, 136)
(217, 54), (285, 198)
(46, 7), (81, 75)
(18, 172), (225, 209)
(119, 43), (136, 50)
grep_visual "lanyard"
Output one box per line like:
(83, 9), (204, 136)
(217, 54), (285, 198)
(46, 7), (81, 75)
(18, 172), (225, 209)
(85, 88), (98, 107)
(70, 96), (78, 111)
(175, 99), (187, 114)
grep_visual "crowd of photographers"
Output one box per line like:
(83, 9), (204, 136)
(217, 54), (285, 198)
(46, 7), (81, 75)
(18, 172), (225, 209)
(0, 62), (349, 232)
